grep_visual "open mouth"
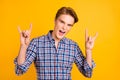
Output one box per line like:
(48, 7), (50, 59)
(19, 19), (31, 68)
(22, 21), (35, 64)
(58, 30), (66, 36)
(59, 30), (65, 34)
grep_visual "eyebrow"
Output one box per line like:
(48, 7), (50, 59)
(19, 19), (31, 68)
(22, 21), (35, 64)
(59, 19), (74, 26)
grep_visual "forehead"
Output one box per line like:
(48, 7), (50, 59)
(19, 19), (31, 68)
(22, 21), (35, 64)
(57, 14), (74, 24)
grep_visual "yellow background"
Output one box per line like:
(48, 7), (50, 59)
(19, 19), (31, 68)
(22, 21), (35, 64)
(0, 0), (120, 80)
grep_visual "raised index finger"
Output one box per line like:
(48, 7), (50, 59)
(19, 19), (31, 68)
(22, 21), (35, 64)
(29, 24), (32, 33)
(85, 29), (89, 42)
(17, 26), (22, 33)
(93, 32), (98, 41)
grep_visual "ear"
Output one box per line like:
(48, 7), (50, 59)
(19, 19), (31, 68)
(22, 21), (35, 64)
(54, 18), (57, 25)
(54, 18), (56, 22)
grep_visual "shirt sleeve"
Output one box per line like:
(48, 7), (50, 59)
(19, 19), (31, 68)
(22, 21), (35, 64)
(74, 44), (95, 78)
(14, 39), (37, 75)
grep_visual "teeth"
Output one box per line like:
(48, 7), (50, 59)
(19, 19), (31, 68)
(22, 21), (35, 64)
(60, 30), (65, 33)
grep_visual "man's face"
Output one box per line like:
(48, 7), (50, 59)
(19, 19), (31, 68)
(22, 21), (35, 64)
(53, 14), (74, 41)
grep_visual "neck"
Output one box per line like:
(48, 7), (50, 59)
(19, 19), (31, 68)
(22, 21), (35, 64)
(52, 31), (60, 42)
(52, 31), (60, 49)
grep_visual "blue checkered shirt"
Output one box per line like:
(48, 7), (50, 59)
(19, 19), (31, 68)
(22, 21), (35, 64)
(14, 30), (95, 80)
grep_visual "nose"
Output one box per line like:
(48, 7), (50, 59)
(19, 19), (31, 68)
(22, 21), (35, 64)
(63, 24), (67, 30)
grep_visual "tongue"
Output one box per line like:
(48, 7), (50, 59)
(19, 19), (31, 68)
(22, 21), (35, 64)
(59, 30), (64, 36)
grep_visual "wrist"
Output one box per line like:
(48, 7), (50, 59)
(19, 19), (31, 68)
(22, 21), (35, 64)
(86, 48), (92, 53)
(20, 44), (28, 49)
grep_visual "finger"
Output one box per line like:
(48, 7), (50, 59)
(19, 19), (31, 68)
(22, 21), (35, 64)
(88, 36), (94, 44)
(85, 29), (89, 42)
(17, 26), (21, 33)
(29, 23), (32, 33)
(22, 30), (27, 38)
(88, 36), (92, 41)
(93, 32), (98, 41)
(24, 30), (29, 38)
(25, 30), (30, 37)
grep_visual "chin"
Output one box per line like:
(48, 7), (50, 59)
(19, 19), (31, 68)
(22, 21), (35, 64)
(56, 32), (66, 40)
(57, 35), (64, 40)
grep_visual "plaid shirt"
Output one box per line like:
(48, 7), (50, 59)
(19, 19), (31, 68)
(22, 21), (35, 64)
(14, 30), (95, 80)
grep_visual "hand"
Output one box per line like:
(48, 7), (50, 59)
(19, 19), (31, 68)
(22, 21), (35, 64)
(85, 29), (98, 50)
(18, 24), (32, 46)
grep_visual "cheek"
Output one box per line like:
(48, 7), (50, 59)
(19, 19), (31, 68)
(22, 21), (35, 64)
(54, 25), (60, 32)
(57, 21), (64, 27)
(67, 27), (71, 32)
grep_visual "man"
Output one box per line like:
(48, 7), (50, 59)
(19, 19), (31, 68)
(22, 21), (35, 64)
(14, 7), (98, 80)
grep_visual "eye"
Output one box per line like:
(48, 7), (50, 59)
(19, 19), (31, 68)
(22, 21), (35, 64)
(60, 20), (64, 23)
(67, 24), (73, 27)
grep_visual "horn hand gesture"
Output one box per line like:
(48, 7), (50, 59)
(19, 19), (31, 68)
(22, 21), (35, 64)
(85, 29), (98, 50)
(17, 24), (32, 46)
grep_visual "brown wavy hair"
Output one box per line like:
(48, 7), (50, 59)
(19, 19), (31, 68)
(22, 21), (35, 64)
(55, 7), (78, 23)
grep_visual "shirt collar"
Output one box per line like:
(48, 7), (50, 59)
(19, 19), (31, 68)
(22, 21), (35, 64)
(47, 30), (66, 44)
